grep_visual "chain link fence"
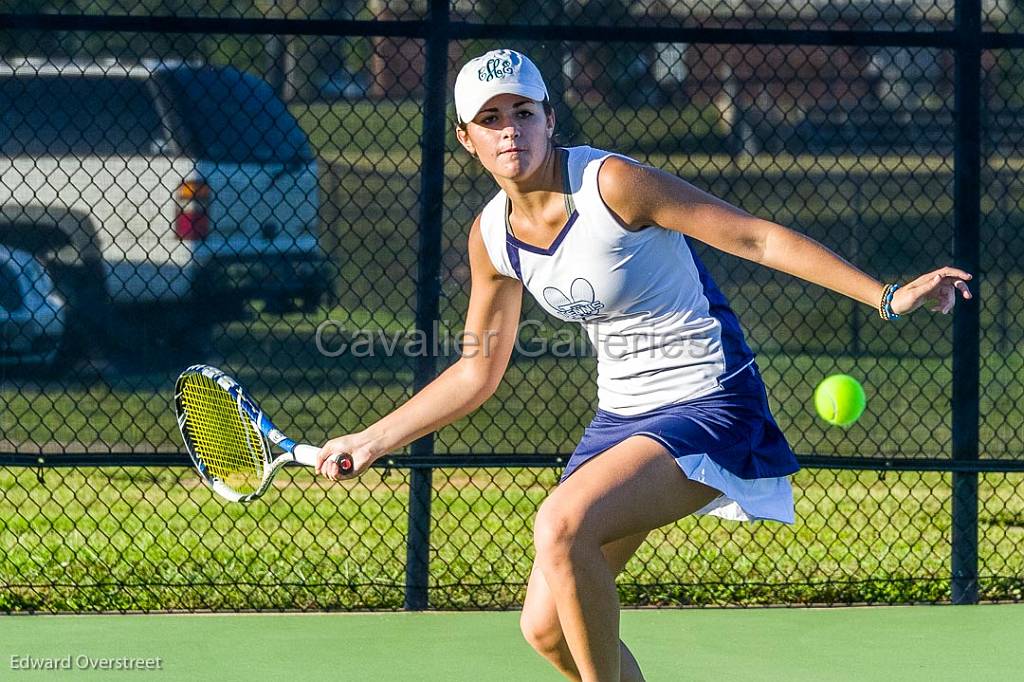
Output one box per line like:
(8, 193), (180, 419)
(0, 0), (1021, 611)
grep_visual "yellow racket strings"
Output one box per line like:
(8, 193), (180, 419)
(179, 373), (266, 494)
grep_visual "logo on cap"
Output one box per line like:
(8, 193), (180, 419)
(477, 54), (518, 82)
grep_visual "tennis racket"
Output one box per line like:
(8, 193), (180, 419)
(174, 364), (352, 502)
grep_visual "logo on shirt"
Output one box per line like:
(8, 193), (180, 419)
(543, 278), (605, 321)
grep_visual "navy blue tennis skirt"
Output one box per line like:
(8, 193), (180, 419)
(561, 360), (798, 520)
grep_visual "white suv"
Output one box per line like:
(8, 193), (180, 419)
(0, 58), (329, 365)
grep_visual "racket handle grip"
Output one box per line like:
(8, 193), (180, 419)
(334, 454), (354, 474)
(291, 444), (322, 467)
(292, 444), (354, 474)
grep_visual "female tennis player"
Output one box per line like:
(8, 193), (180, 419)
(316, 50), (973, 681)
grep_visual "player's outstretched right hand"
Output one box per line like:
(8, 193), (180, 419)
(316, 432), (381, 481)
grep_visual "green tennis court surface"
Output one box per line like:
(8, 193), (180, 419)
(1, 605), (1019, 680)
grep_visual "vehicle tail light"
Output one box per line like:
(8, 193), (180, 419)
(175, 212), (209, 241)
(174, 180), (211, 241)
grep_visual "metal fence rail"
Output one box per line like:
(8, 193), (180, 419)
(1, 0), (1022, 611)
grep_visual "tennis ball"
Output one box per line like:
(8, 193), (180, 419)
(814, 374), (866, 427)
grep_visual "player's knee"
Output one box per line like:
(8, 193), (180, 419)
(533, 498), (583, 563)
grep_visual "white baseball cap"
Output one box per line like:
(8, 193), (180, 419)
(454, 49), (550, 124)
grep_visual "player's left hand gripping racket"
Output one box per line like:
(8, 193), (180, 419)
(174, 364), (353, 502)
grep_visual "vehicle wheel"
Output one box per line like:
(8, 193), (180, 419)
(48, 259), (110, 369)
(298, 288), (326, 313)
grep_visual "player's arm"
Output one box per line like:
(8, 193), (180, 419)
(597, 156), (885, 306)
(597, 156), (971, 315)
(316, 215), (523, 478)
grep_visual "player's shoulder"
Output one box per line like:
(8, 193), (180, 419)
(572, 145), (646, 194)
(466, 213), (492, 265)
(592, 151), (652, 225)
(468, 211), (483, 238)
(467, 208), (492, 252)
(596, 153), (644, 186)
(466, 211), (503, 277)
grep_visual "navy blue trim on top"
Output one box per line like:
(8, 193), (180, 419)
(503, 147), (577, 266)
(505, 209), (579, 255)
(505, 241), (523, 279)
(685, 236), (757, 372)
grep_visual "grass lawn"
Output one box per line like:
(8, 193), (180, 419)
(1, 462), (1022, 611)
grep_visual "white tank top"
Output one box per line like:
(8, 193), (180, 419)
(478, 145), (756, 416)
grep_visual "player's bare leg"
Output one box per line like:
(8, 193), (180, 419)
(532, 436), (720, 682)
(520, 532), (647, 681)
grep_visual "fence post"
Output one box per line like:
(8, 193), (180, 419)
(404, 0), (449, 612)
(952, 0), (982, 605)
(847, 175), (863, 356)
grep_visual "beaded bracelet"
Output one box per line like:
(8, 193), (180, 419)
(879, 283), (901, 321)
